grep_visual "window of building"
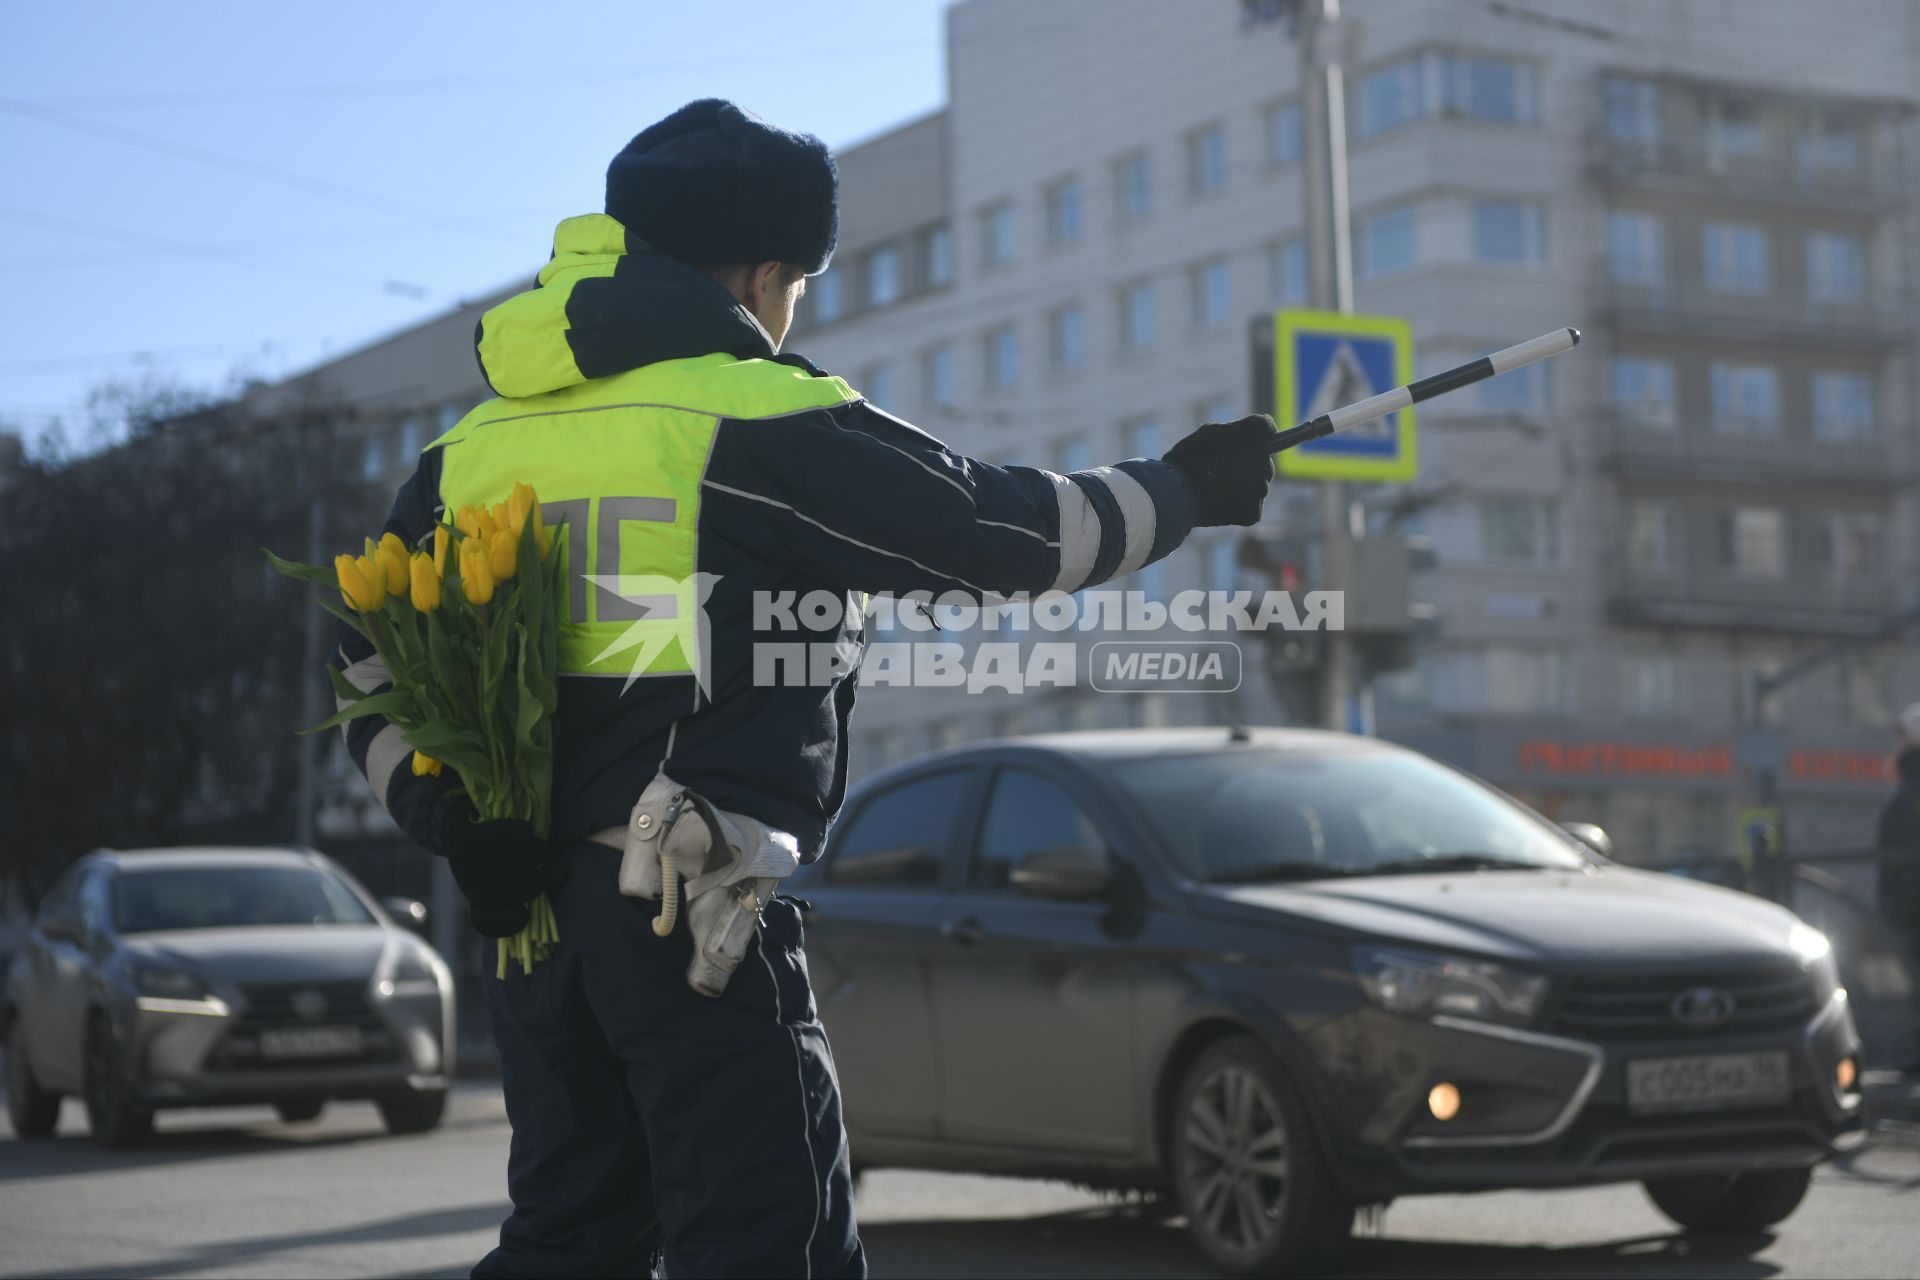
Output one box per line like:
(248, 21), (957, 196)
(1824, 512), (1883, 579)
(1044, 176), (1082, 243)
(1812, 370), (1875, 440)
(1484, 647), (1569, 715)
(1122, 416), (1160, 459)
(1806, 231), (1867, 304)
(360, 432), (384, 480)
(922, 225), (953, 287)
(1049, 304), (1087, 370)
(1269, 238), (1307, 303)
(1719, 507), (1787, 578)
(1478, 498), (1560, 564)
(1264, 99), (1302, 166)
(1357, 204), (1418, 279)
(825, 770), (971, 888)
(1845, 656), (1892, 726)
(1353, 51), (1539, 138)
(1480, 361), (1550, 413)
(860, 361), (894, 411)
(1622, 654), (1682, 718)
(812, 268), (844, 324)
(984, 324), (1018, 390)
(1606, 211), (1665, 286)
(1611, 355), (1677, 427)
(1053, 435), (1092, 472)
(1186, 123), (1227, 195)
(1114, 151), (1152, 220)
(1471, 199), (1546, 264)
(980, 201), (1016, 267)
(1190, 258), (1230, 328)
(1120, 281), (1156, 350)
(396, 414), (425, 459)
(1708, 97), (1767, 163)
(1195, 394), (1235, 424)
(1710, 362), (1780, 433)
(1623, 500), (1678, 575)
(865, 245), (901, 307)
(969, 769), (1106, 891)
(1703, 221), (1769, 294)
(1602, 75), (1662, 147)
(922, 343), (955, 407)
(1798, 116), (1863, 177)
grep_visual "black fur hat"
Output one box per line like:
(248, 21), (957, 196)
(606, 98), (838, 275)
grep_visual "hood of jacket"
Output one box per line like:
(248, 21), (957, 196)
(475, 214), (779, 400)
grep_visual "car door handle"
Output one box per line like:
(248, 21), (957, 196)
(940, 917), (984, 946)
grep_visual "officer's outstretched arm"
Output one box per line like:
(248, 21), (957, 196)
(325, 449), (462, 856)
(701, 402), (1197, 600)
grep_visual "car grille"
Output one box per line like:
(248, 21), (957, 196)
(236, 980), (375, 1023)
(1544, 959), (1816, 1041)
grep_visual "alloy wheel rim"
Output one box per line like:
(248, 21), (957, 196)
(1181, 1065), (1290, 1256)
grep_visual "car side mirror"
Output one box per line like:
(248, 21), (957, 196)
(1010, 845), (1109, 901)
(382, 897), (430, 933)
(1560, 822), (1612, 859)
(39, 915), (82, 943)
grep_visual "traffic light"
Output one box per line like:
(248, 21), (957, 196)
(1237, 533), (1324, 722)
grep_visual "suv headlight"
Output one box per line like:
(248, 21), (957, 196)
(1353, 947), (1547, 1027)
(130, 962), (225, 1013)
(376, 942), (445, 998)
(1790, 923), (1841, 1002)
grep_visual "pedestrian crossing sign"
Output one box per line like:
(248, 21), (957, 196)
(1274, 308), (1417, 482)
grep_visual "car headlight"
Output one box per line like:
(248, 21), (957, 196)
(132, 962), (211, 1000)
(376, 942), (444, 998)
(1353, 947), (1547, 1027)
(1790, 923), (1841, 1002)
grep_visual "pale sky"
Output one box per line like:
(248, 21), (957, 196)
(0, 1), (951, 446)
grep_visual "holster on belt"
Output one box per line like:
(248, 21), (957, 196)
(612, 772), (801, 997)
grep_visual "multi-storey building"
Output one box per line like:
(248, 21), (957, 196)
(274, 0), (1919, 867)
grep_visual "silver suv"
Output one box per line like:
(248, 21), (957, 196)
(4, 847), (454, 1147)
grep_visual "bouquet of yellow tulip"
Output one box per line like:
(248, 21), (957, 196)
(266, 482), (569, 978)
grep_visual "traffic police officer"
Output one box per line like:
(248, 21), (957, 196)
(332, 98), (1282, 1278)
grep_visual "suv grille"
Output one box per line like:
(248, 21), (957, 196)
(1545, 960), (1816, 1041)
(236, 980), (374, 1024)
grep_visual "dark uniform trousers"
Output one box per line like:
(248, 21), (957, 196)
(472, 842), (866, 1279)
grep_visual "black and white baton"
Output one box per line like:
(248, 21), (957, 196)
(1267, 327), (1581, 454)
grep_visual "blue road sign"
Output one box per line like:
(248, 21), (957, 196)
(1274, 309), (1417, 482)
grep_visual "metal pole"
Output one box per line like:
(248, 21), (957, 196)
(294, 494), (324, 848)
(1301, 0), (1358, 732)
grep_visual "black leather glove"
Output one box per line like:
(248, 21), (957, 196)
(1162, 414), (1282, 527)
(441, 796), (547, 938)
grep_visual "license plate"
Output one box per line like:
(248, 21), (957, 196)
(258, 1026), (364, 1060)
(1626, 1050), (1790, 1115)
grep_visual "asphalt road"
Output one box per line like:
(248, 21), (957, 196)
(3, 1084), (1919, 1280)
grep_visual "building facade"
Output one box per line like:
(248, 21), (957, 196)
(277, 0), (1920, 868)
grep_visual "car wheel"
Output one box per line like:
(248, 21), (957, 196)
(1643, 1167), (1813, 1234)
(275, 1099), (325, 1124)
(1170, 1036), (1354, 1277)
(376, 1086), (447, 1135)
(83, 1012), (153, 1150)
(5, 1018), (61, 1139)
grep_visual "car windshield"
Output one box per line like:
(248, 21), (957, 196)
(113, 865), (375, 933)
(1107, 748), (1590, 883)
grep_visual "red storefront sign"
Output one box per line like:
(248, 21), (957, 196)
(1516, 739), (1892, 786)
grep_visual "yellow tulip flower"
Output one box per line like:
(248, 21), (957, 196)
(508, 482), (537, 536)
(356, 553), (387, 609)
(489, 527), (518, 582)
(409, 551), (441, 611)
(411, 751), (443, 778)
(432, 525), (450, 578)
(376, 532), (409, 595)
(454, 506), (480, 540)
(490, 501), (512, 538)
(334, 554), (377, 611)
(460, 541), (495, 605)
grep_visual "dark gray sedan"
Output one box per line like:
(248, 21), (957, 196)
(793, 728), (1865, 1276)
(4, 847), (453, 1148)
